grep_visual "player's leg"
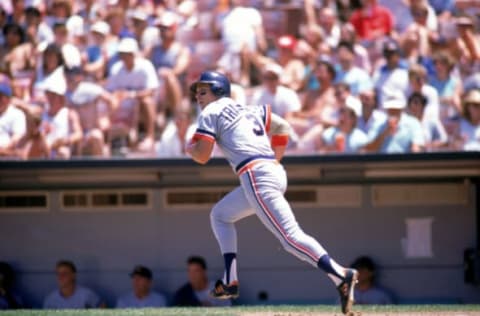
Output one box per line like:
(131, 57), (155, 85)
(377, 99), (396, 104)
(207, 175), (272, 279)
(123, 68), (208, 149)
(240, 163), (351, 285)
(210, 186), (254, 297)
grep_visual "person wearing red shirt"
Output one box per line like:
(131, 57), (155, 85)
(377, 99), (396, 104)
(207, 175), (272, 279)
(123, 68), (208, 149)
(349, 0), (394, 42)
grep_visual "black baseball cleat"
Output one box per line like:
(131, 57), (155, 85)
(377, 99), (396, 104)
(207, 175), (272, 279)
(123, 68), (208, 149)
(337, 269), (358, 314)
(210, 279), (239, 299)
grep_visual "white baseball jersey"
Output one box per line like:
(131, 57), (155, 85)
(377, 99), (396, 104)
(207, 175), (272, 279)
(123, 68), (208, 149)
(196, 97), (328, 268)
(193, 97), (275, 173)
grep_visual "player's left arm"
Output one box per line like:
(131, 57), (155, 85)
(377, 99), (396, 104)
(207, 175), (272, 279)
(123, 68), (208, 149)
(269, 112), (291, 161)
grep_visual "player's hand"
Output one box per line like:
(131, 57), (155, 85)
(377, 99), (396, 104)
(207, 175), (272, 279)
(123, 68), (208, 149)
(185, 140), (196, 155)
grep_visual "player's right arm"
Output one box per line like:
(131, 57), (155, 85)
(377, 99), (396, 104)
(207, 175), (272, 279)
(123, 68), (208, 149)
(186, 137), (214, 164)
(187, 108), (217, 164)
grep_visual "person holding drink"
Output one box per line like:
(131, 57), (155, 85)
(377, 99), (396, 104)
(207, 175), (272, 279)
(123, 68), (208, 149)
(365, 90), (425, 153)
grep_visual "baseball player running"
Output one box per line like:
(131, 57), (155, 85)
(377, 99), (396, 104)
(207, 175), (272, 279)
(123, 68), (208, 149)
(186, 71), (358, 314)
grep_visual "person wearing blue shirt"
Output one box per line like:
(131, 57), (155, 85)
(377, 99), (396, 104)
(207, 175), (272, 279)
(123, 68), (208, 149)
(365, 91), (425, 153)
(116, 265), (167, 308)
(351, 256), (394, 305)
(334, 41), (371, 96)
(319, 96), (368, 154)
(373, 39), (410, 107)
(407, 92), (448, 151)
(43, 260), (103, 309)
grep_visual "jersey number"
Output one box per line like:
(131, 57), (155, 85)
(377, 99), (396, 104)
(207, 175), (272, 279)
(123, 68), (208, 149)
(246, 114), (264, 136)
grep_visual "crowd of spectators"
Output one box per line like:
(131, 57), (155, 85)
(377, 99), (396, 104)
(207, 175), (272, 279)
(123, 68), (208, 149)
(0, 0), (479, 160)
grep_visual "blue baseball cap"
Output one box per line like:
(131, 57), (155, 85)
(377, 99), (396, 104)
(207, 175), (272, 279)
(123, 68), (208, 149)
(0, 82), (12, 97)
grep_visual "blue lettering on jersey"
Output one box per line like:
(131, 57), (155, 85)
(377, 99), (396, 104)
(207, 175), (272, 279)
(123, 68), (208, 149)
(220, 103), (244, 123)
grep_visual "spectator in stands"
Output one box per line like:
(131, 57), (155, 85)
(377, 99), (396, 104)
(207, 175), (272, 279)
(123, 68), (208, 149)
(316, 7), (341, 50)
(46, 0), (72, 27)
(357, 80), (386, 136)
(129, 9), (159, 57)
(407, 63), (440, 121)
(0, 79), (26, 158)
(16, 110), (49, 159)
(43, 260), (103, 309)
(429, 52), (463, 123)
(296, 82), (351, 153)
(338, 22), (372, 74)
(0, 23), (35, 98)
(288, 59), (337, 137)
(252, 34), (306, 91)
(51, 20), (82, 69)
(373, 38), (409, 107)
(216, 0), (267, 86)
(104, 7), (126, 74)
(7, 0), (26, 25)
(349, 0), (395, 45)
(84, 21), (110, 81)
(0, 261), (23, 309)
(334, 41), (371, 95)
(407, 92), (448, 151)
(33, 43), (65, 103)
(116, 265), (167, 308)
(250, 63), (301, 119)
(75, 0), (102, 25)
(365, 90), (425, 153)
(296, 23), (330, 91)
(316, 95), (368, 154)
(106, 37), (159, 153)
(453, 15), (480, 78)
(350, 256), (394, 305)
(458, 89), (480, 151)
(274, 35), (305, 92)
(171, 256), (231, 307)
(150, 11), (190, 130)
(24, 6), (54, 46)
(399, 1), (437, 65)
(155, 99), (196, 158)
(40, 67), (82, 159)
(66, 67), (116, 157)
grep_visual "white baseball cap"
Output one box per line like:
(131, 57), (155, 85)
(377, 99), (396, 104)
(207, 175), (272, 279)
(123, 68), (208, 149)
(263, 63), (283, 78)
(344, 95), (362, 117)
(117, 37), (139, 54)
(154, 11), (178, 28)
(383, 90), (406, 110)
(66, 15), (85, 37)
(90, 21), (110, 36)
(43, 67), (67, 95)
(130, 9), (148, 22)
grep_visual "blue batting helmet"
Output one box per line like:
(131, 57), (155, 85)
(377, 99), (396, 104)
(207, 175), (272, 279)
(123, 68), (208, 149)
(190, 71), (231, 97)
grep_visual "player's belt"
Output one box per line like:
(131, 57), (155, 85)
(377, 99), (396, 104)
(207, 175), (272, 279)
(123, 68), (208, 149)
(235, 155), (276, 175)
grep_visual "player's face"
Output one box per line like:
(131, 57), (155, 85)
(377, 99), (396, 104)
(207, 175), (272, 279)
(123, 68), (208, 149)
(195, 83), (217, 108)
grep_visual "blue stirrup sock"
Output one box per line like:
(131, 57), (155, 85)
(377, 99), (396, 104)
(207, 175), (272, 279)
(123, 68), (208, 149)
(223, 252), (238, 285)
(317, 254), (346, 286)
